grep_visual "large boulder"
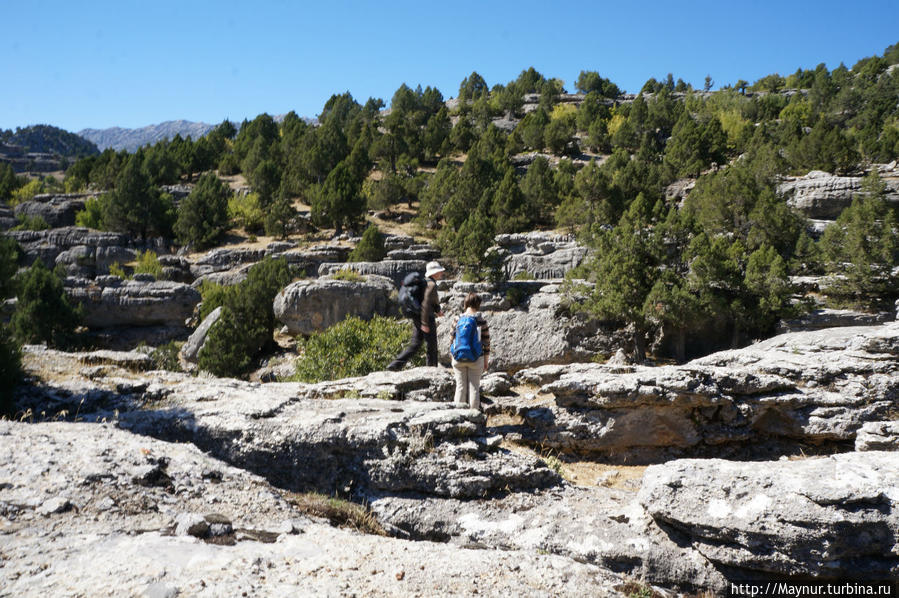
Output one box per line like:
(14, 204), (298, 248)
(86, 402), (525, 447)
(66, 275), (201, 328)
(179, 305), (222, 367)
(274, 274), (396, 335)
(55, 244), (136, 278)
(493, 232), (590, 280)
(639, 452), (899, 580)
(777, 308), (893, 333)
(6, 226), (131, 269)
(437, 281), (627, 371)
(13, 193), (93, 228)
(505, 323), (899, 461)
(778, 168), (899, 220)
(318, 259), (426, 286)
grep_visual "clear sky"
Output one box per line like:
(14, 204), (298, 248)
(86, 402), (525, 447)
(4, 0), (898, 132)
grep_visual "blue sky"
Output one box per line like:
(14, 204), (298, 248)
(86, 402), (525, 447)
(4, 0), (898, 132)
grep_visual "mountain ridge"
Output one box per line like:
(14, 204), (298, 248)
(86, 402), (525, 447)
(78, 119), (216, 152)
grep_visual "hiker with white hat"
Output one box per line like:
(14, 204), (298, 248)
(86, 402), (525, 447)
(387, 261), (445, 370)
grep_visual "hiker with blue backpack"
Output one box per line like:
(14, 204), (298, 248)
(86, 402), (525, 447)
(449, 292), (491, 411)
(387, 261), (445, 371)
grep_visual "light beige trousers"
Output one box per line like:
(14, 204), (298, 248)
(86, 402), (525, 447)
(452, 356), (485, 410)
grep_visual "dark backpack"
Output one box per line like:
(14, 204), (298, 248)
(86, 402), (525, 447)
(398, 272), (427, 318)
(450, 314), (483, 362)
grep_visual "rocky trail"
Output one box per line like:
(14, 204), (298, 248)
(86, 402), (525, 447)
(3, 322), (898, 596)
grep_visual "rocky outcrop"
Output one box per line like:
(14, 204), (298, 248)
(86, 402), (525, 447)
(179, 305), (222, 367)
(777, 308), (893, 333)
(66, 275), (201, 328)
(855, 421), (899, 451)
(2, 419), (623, 597)
(639, 452), (899, 581)
(778, 168), (899, 220)
(274, 274), (397, 335)
(189, 246), (267, 278)
(493, 232), (590, 280)
(318, 259), (427, 286)
(502, 323), (899, 461)
(437, 281), (627, 371)
(6, 226), (132, 269)
(55, 243), (135, 278)
(13, 193), (93, 228)
(190, 244), (351, 284)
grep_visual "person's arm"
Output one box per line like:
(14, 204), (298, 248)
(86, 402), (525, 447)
(420, 281), (437, 332)
(480, 316), (490, 371)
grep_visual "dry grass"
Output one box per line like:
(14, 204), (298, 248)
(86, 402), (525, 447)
(284, 492), (386, 536)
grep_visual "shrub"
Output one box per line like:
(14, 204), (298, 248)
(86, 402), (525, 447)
(11, 260), (81, 346)
(197, 257), (290, 377)
(197, 280), (233, 321)
(108, 262), (128, 278)
(294, 315), (420, 382)
(11, 214), (50, 231)
(0, 325), (22, 416)
(348, 225), (386, 262)
(149, 340), (183, 372)
(75, 196), (105, 229)
(228, 192), (265, 234)
(133, 250), (164, 280)
(10, 179), (43, 205)
(0, 236), (20, 299)
(332, 268), (365, 283)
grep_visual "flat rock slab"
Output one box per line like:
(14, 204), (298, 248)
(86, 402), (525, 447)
(639, 452), (899, 580)
(0, 421), (629, 598)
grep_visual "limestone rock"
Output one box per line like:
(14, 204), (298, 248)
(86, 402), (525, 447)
(317, 259), (427, 286)
(777, 308), (893, 333)
(437, 281), (627, 371)
(273, 274), (396, 335)
(66, 276), (201, 328)
(179, 306), (222, 367)
(493, 232), (590, 280)
(638, 452), (899, 580)
(13, 193), (92, 228)
(7, 226), (131, 270)
(778, 168), (899, 220)
(855, 421), (899, 451)
(189, 247), (266, 278)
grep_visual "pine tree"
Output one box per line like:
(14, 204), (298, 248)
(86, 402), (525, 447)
(174, 172), (231, 249)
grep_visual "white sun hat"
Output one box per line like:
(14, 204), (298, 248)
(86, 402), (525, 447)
(425, 261), (445, 278)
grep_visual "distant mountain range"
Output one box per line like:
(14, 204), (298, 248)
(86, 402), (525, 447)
(78, 120), (216, 152)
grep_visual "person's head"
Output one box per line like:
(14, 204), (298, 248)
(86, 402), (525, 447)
(463, 292), (481, 311)
(425, 261), (445, 280)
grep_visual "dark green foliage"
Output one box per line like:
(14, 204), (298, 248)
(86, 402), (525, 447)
(264, 195), (296, 239)
(294, 315), (420, 382)
(11, 214), (50, 231)
(819, 173), (899, 307)
(664, 113), (727, 177)
(348, 225), (386, 262)
(520, 156), (558, 225)
(0, 325), (21, 416)
(101, 153), (174, 238)
(0, 236), (19, 299)
(575, 71), (620, 97)
(11, 260), (81, 346)
(311, 160), (365, 235)
(0, 163), (25, 202)
(458, 71), (488, 102)
(174, 172), (230, 249)
(1, 124), (99, 157)
(198, 257), (291, 377)
(491, 168), (530, 233)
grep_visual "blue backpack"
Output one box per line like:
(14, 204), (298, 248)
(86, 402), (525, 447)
(450, 314), (483, 362)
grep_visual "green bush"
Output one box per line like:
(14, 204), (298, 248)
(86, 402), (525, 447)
(348, 225), (386, 262)
(174, 172), (231, 249)
(108, 262), (128, 278)
(11, 213), (50, 231)
(332, 268), (365, 282)
(0, 325), (22, 416)
(133, 250), (164, 279)
(294, 315), (420, 382)
(228, 192), (265, 234)
(197, 257), (290, 377)
(197, 280), (234, 321)
(11, 260), (81, 346)
(75, 196), (105, 229)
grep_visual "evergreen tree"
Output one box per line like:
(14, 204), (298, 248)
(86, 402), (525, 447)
(348, 225), (386, 262)
(491, 167), (529, 233)
(311, 160), (365, 235)
(174, 172), (230, 249)
(11, 260), (81, 346)
(102, 153), (174, 238)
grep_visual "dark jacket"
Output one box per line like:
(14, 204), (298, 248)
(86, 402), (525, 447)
(420, 278), (441, 327)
